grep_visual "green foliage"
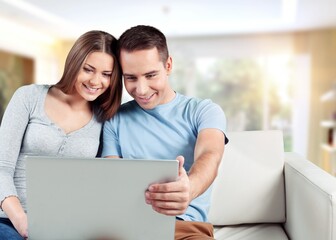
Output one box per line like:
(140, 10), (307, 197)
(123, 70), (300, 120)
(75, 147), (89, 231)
(0, 55), (27, 124)
(195, 59), (265, 130)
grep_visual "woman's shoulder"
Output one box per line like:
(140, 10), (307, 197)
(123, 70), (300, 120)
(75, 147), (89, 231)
(14, 84), (50, 98)
(17, 83), (50, 92)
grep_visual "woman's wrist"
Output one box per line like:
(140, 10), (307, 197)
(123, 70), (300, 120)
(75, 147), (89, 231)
(0, 195), (19, 211)
(13, 212), (28, 238)
(1, 196), (28, 237)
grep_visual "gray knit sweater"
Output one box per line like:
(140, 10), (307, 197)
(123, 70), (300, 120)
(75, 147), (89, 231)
(0, 84), (102, 218)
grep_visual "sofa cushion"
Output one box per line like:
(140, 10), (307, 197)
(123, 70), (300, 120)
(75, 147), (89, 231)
(208, 130), (286, 225)
(284, 153), (336, 240)
(214, 223), (289, 240)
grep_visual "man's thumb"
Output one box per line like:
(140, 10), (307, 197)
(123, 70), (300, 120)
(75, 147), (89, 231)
(176, 155), (185, 176)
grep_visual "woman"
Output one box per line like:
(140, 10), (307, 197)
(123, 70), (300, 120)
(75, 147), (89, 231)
(0, 30), (122, 239)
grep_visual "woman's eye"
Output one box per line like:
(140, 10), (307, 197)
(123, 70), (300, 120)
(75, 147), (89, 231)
(103, 73), (112, 78)
(84, 67), (93, 73)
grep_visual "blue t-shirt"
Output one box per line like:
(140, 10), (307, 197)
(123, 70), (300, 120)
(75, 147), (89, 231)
(102, 92), (227, 222)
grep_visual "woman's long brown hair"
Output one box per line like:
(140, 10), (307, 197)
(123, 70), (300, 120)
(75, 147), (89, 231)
(55, 30), (122, 121)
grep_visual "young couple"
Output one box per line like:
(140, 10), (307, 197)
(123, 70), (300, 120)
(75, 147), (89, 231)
(0, 25), (228, 240)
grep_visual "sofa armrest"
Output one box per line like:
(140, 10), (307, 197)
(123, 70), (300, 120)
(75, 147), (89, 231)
(284, 152), (336, 240)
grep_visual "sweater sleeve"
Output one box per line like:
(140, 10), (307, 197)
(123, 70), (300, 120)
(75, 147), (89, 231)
(0, 86), (31, 204)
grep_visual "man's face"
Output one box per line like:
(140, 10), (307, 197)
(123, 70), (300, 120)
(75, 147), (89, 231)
(120, 47), (174, 110)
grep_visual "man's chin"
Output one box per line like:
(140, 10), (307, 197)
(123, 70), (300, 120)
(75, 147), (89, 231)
(136, 102), (155, 110)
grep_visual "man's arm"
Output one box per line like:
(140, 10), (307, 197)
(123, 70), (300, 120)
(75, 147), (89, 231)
(145, 128), (225, 216)
(189, 128), (225, 199)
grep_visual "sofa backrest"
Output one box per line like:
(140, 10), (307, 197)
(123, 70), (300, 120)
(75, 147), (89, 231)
(208, 130), (286, 225)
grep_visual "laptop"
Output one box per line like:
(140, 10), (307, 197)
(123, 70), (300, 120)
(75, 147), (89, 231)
(25, 156), (178, 240)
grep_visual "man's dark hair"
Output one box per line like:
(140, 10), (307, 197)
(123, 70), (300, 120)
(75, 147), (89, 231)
(118, 25), (169, 63)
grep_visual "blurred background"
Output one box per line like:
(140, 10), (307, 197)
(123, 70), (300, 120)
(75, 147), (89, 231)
(1, 0), (336, 174)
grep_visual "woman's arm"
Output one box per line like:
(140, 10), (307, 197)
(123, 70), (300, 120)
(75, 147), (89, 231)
(0, 86), (31, 237)
(1, 196), (28, 237)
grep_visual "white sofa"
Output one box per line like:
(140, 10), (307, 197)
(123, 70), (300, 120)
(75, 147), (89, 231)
(208, 130), (336, 240)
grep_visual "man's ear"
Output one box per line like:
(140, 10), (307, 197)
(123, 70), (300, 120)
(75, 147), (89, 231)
(165, 56), (173, 74)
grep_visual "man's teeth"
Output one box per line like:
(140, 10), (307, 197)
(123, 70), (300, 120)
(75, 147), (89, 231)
(140, 95), (152, 100)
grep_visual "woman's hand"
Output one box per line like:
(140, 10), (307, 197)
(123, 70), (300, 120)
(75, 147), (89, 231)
(1, 196), (28, 238)
(12, 212), (28, 238)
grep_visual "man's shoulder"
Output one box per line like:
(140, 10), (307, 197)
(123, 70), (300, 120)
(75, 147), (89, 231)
(118, 100), (138, 113)
(176, 93), (216, 109)
(111, 100), (142, 120)
(104, 100), (141, 128)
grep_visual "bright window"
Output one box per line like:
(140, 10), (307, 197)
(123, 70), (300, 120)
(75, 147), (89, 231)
(170, 54), (310, 153)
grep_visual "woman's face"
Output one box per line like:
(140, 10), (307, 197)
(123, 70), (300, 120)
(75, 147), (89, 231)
(74, 51), (113, 101)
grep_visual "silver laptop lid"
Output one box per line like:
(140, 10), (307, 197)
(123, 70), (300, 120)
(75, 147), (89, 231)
(26, 156), (178, 240)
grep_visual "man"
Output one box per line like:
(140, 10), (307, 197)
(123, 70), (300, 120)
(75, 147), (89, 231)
(102, 25), (228, 240)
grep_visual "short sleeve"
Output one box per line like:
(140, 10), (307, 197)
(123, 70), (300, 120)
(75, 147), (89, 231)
(101, 117), (121, 157)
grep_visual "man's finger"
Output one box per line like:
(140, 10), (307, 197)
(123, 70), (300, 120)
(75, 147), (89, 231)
(176, 155), (185, 176)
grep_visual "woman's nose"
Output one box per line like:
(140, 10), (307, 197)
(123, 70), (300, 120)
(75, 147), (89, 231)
(89, 74), (100, 85)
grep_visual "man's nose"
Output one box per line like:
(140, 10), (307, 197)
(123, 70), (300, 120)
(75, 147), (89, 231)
(135, 80), (148, 95)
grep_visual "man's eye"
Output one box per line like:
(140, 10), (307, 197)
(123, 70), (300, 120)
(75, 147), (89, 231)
(147, 74), (156, 78)
(125, 76), (136, 81)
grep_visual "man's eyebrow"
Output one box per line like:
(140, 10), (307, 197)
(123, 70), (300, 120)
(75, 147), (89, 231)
(123, 73), (135, 77)
(123, 70), (159, 77)
(144, 70), (159, 75)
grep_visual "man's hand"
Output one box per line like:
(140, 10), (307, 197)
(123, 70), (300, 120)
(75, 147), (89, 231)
(145, 156), (190, 216)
